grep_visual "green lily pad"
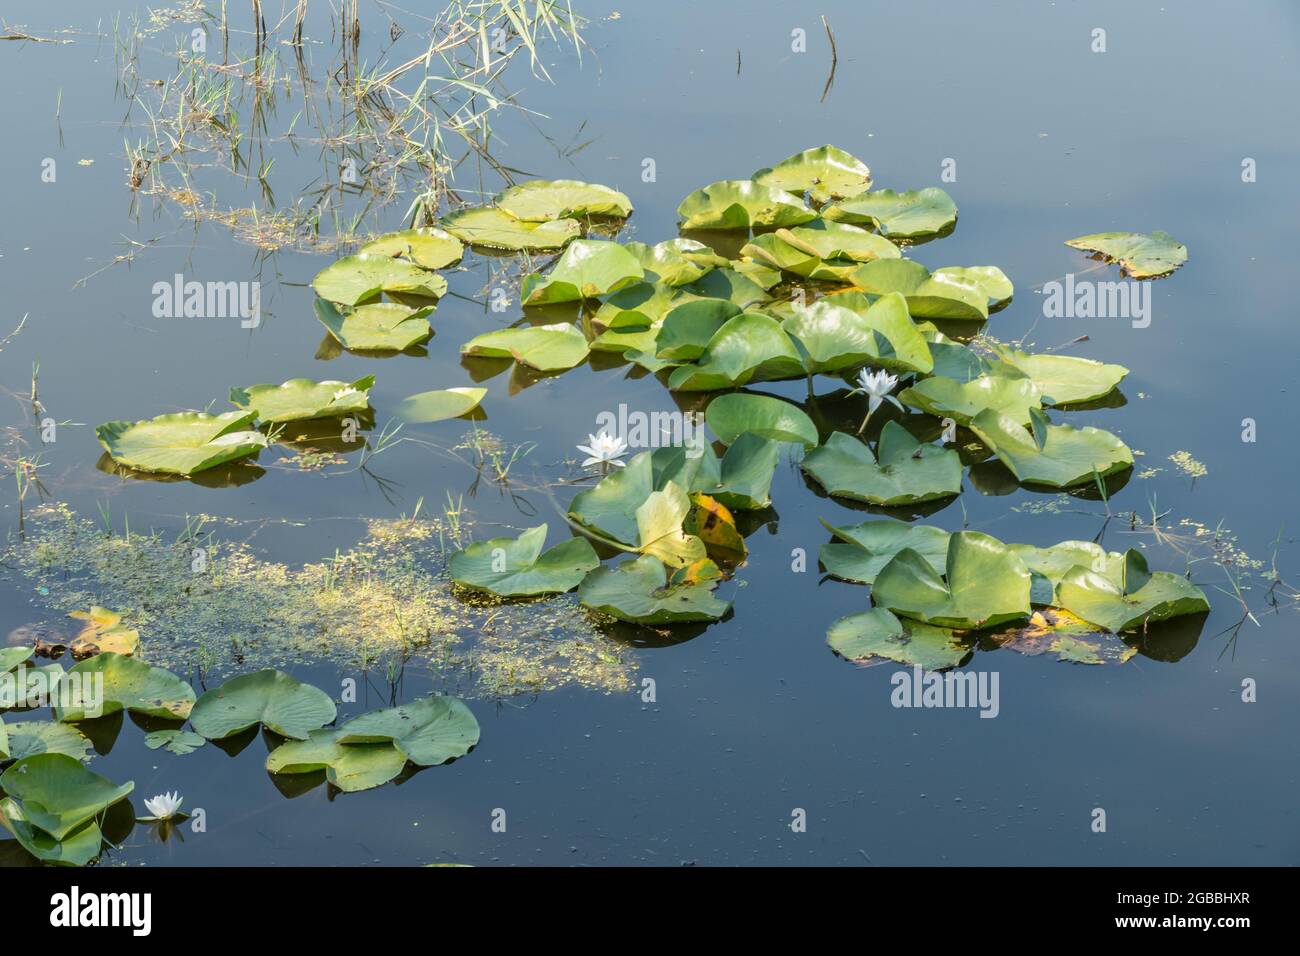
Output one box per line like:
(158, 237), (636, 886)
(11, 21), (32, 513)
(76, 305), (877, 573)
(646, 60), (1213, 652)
(667, 313), (804, 391)
(990, 346), (1128, 406)
(969, 408), (1134, 488)
(681, 268), (774, 309)
(568, 447), (697, 547)
(925, 332), (994, 381)
(1, 648), (32, 673)
(731, 258), (784, 290)
(742, 220), (900, 281)
(190, 669), (336, 741)
(654, 299), (744, 360)
(0, 754), (133, 842)
(1009, 540), (1133, 604)
(625, 239), (727, 286)
(0, 796), (104, 866)
(312, 254), (448, 306)
(785, 291), (933, 375)
(440, 206), (581, 251)
(230, 376), (375, 424)
(460, 323), (590, 371)
(872, 531), (1032, 630)
(0, 721), (92, 763)
(449, 525), (600, 596)
(496, 179), (632, 221)
(676, 180), (815, 230)
(801, 421), (962, 506)
(314, 299), (433, 352)
(1056, 567), (1209, 633)
(578, 555), (731, 624)
(690, 432), (782, 510)
(704, 392), (818, 449)
(594, 282), (687, 331)
(357, 227), (464, 270)
(819, 519), (950, 584)
(1065, 230), (1187, 279)
(900, 372), (1042, 426)
(823, 186), (957, 239)
(850, 259), (989, 321)
(752, 145), (873, 204)
(338, 695), (480, 766)
(56, 653), (195, 722)
(827, 607), (971, 669)
(521, 239), (644, 304)
(934, 266), (1014, 311)
(265, 728), (407, 793)
(143, 729), (206, 756)
(391, 387), (487, 423)
(96, 410), (267, 476)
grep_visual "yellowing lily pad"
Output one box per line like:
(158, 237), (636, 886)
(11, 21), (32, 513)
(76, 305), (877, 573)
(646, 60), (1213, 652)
(1064, 230), (1187, 279)
(96, 410), (268, 476)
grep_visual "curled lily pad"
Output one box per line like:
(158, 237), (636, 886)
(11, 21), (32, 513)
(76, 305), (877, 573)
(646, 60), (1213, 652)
(752, 145), (872, 204)
(0, 754), (133, 842)
(144, 729), (206, 756)
(850, 259), (989, 321)
(625, 239), (727, 286)
(266, 728), (407, 793)
(358, 227), (464, 270)
(0, 796), (104, 866)
(667, 313), (804, 391)
(925, 331), (994, 381)
(823, 187), (957, 239)
(56, 653), (196, 722)
(190, 669), (336, 741)
(1, 721), (92, 763)
(314, 300), (433, 352)
(635, 482), (708, 568)
(676, 180), (815, 230)
(578, 555), (731, 624)
(440, 206), (580, 251)
(67, 607), (139, 658)
(970, 408), (1133, 488)
(450, 525), (599, 596)
(990, 346), (1128, 406)
(785, 291), (933, 375)
(594, 282), (686, 331)
(338, 695), (480, 766)
(691, 432), (782, 510)
(900, 372), (1042, 426)
(312, 254), (448, 306)
(819, 518), (950, 584)
(742, 220), (900, 281)
(705, 392), (818, 449)
(1065, 231), (1187, 279)
(872, 531), (1032, 630)
(1056, 567), (1209, 633)
(96, 410), (268, 476)
(568, 447), (697, 547)
(827, 608), (971, 669)
(731, 258), (783, 290)
(684, 493), (747, 563)
(391, 387), (487, 423)
(230, 376), (375, 424)
(461, 323), (590, 371)
(801, 421), (962, 506)
(521, 239), (644, 304)
(1009, 540), (1134, 604)
(496, 179), (633, 221)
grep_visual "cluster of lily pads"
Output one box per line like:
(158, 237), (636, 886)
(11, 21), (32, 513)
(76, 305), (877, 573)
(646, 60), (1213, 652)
(0, 628), (478, 865)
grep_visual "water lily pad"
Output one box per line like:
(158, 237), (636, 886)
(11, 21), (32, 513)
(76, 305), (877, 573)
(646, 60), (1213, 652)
(0, 721), (92, 763)
(934, 266), (1014, 311)
(391, 387), (487, 423)
(676, 180), (815, 230)
(440, 206), (581, 251)
(752, 145), (873, 204)
(230, 376), (375, 424)
(785, 292), (933, 375)
(705, 392), (818, 448)
(0, 754), (133, 842)
(450, 525), (599, 596)
(819, 519), (951, 584)
(625, 239), (727, 286)
(635, 481), (708, 568)
(143, 729), (206, 756)
(667, 313), (804, 391)
(568, 447), (697, 547)
(66, 607), (139, 658)
(742, 220), (900, 280)
(312, 253), (448, 305)
(265, 728), (407, 793)
(460, 323), (590, 371)
(56, 653), (195, 722)
(1056, 567), (1209, 633)
(0, 648), (32, 673)
(578, 555), (731, 624)
(827, 607), (971, 669)
(358, 227), (464, 269)
(683, 493), (747, 563)
(654, 299), (744, 360)
(594, 282), (687, 331)
(496, 179), (633, 221)
(314, 300), (433, 352)
(969, 409), (1133, 488)
(691, 432), (782, 510)
(872, 531), (1032, 630)
(850, 259), (989, 321)
(1009, 540), (1132, 604)
(338, 695), (480, 766)
(900, 372), (1042, 426)
(1065, 231), (1187, 279)
(0, 796), (104, 866)
(190, 669), (336, 741)
(681, 268), (774, 309)
(823, 186), (957, 239)
(96, 410), (268, 476)
(521, 239), (644, 304)
(926, 333), (994, 381)
(990, 346), (1128, 406)
(801, 421), (962, 506)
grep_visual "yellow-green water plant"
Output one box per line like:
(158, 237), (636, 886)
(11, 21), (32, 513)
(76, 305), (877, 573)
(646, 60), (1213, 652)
(648, 299), (744, 362)
(567, 447), (704, 556)
(312, 253), (449, 306)
(357, 227), (464, 270)
(900, 371), (1043, 426)
(819, 518), (952, 585)
(338, 695), (480, 766)
(1065, 230), (1187, 279)
(314, 300), (434, 352)
(440, 206), (581, 251)
(987, 346), (1128, 407)
(705, 392), (819, 449)
(782, 292), (934, 376)
(800, 421), (963, 506)
(55, 653), (195, 722)
(823, 186), (958, 239)
(495, 179), (633, 222)
(969, 408), (1133, 489)
(1056, 555), (1209, 633)
(265, 728), (409, 793)
(449, 525), (600, 597)
(0, 754), (133, 866)
(391, 387), (487, 423)
(690, 432), (783, 511)
(190, 669), (336, 741)
(578, 555), (731, 625)
(625, 238), (728, 286)
(521, 239), (645, 305)
(460, 323), (590, 372)
(849, 259), (1005, 321)
(0, 721), (92, 764)
(144, 729), (205, 756)
(741, 219), (900, 281)
(667, 312), (805, 391)
(827, 607), (973, 669)
(96, 410), (268, 476)
(230, 376), (376, 424)
(0, 648), (33, 673)
(676, 180), (816, 230)
(752, 145), (873, 204)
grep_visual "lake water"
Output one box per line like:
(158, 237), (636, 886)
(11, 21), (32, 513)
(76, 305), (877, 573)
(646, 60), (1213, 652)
(0, 0), (1297, 866)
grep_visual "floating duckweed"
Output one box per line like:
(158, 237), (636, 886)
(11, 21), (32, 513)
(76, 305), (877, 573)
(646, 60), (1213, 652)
(1168, 450), (1208, 479)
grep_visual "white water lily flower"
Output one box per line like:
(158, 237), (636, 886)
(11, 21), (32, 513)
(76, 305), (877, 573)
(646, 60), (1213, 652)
(332, 386), (360, 402)
(576, 431), (628, 469)
(849, 368), (903, 416)
(143, 791), (184, 820)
